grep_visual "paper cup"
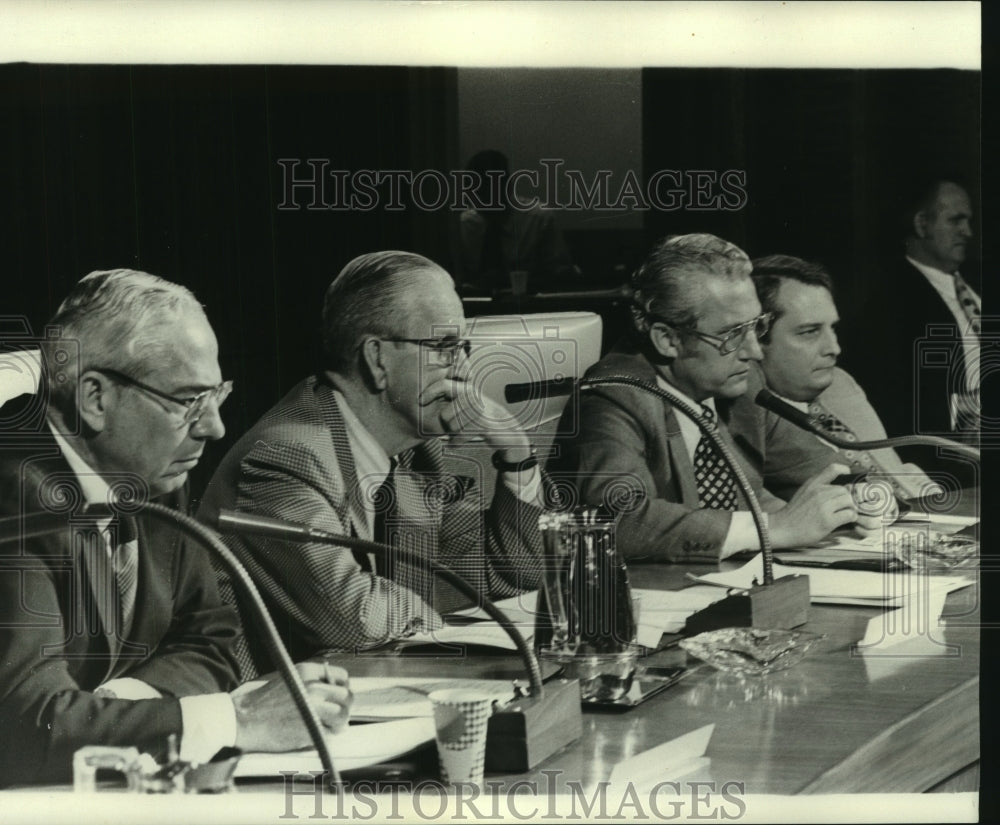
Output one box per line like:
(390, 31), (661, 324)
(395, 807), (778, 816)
(427, 689), (494, 786)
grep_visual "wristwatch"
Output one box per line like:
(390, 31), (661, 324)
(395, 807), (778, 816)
(491, 448), (539, 473)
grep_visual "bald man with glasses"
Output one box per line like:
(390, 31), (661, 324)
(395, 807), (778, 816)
(199, 251), (544, 673)
(550, 234), (881, 563)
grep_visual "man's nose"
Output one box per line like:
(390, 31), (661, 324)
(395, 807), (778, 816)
(824, 328), (841, 358)
(739, 330), (764, 361)
(190, 400), (226, 441)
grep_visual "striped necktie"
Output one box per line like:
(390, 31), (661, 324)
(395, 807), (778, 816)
(370, 458), (398, 577)
(692, 406), (739, 511)
(112, 515), (139, 637)
(953, 272), (981, 336)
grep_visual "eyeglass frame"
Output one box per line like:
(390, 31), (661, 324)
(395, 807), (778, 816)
(379, 337), (473, 366)
(91, 367), (233, 425)
(648, 312), (774, 355)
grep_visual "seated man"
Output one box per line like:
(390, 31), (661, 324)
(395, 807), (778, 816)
(550, 233), (882, 563)
(199, 251), (544, 674)
(0, 269), (351, 786)
(752, 254), (940, 501)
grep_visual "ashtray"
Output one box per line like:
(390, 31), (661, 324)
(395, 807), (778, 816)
(679, 628), (825, 676)
(892, 533), (979, 572)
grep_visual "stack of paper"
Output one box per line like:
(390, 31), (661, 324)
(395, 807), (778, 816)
(691, 554), (974, 607)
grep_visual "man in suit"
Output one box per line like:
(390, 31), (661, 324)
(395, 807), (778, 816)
(550, 233), (881, 562)
(0, 269), (351, 786)
(849, 180), (979, 440)
(752, 254), (940, 501)
(199, 251), (543, 674)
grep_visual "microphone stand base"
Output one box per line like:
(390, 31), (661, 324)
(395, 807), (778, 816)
(485, 678), (582, 772)
(684, 575), (810, 636)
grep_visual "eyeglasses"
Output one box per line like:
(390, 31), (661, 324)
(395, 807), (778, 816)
(652, 312), (773, 355)
(93, 367), (233, 425)
(381, 338), (472, 367)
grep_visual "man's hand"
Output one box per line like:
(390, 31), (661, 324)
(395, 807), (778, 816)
(421, 373), (532, 458)
(850, 480), (900, 537)
(232, 662), (351, 753)
(770, 463), (860, 548)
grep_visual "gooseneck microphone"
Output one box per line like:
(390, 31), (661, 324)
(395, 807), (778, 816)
(506, 374), (776, 584)
(212, 509), (545, 698)
(754, 388), (980, 462)
(0, 504), (344, 790)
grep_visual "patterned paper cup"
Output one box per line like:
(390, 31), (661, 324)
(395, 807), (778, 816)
(427, 689), (494, 786)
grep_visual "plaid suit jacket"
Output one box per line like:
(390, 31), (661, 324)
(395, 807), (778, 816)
(198, 375), (543, 675)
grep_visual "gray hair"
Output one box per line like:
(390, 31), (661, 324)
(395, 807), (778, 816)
(629, 233), (752, 337)
(321, 250), (447, 373)
(41, 269), (205, 412)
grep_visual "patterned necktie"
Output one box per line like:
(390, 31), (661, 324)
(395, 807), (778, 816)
(112, 515), (139, 637)
(953, 272), (981, 336)
(692, 406), (739, 511)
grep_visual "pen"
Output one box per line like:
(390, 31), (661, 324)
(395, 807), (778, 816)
(324, 660), (333, 685)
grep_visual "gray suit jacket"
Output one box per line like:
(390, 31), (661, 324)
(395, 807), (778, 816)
(198, 375), (543, 675)
(548, 346), (837, 563)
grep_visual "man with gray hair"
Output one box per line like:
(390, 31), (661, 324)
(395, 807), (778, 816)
(200, 251), (543, 674)
(551, 233), (882, 562)
(0, 269), (351, 786)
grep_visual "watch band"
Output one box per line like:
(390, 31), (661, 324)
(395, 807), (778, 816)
(491, 448), (539, 473)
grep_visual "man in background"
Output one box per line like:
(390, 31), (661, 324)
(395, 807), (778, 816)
(200, 251), (544, 675)
(454, 149), (576, 294)
(0, 269), (350, 786)
(752, 254), (939, 501)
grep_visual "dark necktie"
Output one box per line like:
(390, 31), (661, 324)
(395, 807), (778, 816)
(112, 515), (139, 637)
(952, 272), (981, 336)
(371, 459), (398, 578)
(692, 406), (739, 511)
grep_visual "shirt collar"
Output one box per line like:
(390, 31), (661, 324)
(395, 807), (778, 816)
(331, 389), (393, 485)
(772, 391), (810, 415)
(47, 420), (113, 507)
(906, 255), (959, 293)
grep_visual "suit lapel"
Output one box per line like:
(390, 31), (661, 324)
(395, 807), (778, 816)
(662, 404), (701, 508)
(314, 379), (368, 539)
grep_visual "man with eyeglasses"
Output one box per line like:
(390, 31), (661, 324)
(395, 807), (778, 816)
(0, 269), (351, 786)
(199, 251), (543, 672)
(551, 233), (880, 562)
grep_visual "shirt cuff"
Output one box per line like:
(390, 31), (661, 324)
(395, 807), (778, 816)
(720, 512), (767, 558)
(178, 693), (238, 764)
(97, 678), (163, 700)
(501, 466), (543, 505)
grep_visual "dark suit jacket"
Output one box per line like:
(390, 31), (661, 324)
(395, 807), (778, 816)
(0, 417), (240, 786)
(841, 256), (979, 482)
(548, 346), (837, 562)
(198, 375), (543, 675)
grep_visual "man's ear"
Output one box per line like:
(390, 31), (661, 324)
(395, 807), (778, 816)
(76, 371), (111, 432)
(649, 324), (681, 360)
(913, 210), (929, 239)
(358, 337), (389, 391)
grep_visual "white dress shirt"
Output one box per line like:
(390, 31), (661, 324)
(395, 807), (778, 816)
(906, 256), (980, 420)
(48, 423), (236, 765)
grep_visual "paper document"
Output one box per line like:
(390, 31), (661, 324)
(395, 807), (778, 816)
(691, 554), (973, 607)
(609, 724), (714, 789)
(350, 676), (518, 720)
(233, 716), (436, 779)
(398, 622), (530, 651)
(632, 586), (727, 639)
(448, 592), (540, 626)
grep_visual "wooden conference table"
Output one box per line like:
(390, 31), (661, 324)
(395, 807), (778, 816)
(318, 561), (980, 796)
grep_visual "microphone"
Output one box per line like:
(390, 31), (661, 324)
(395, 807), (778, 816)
(755, 388), (980, 462)
(213, 509), (544, 696)
(504, 376), (575, 405)
(0, 504), (344, 790)
(211, 509), (582, 772)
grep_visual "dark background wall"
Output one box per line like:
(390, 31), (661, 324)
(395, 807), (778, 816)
(1, 64), (980, 493)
